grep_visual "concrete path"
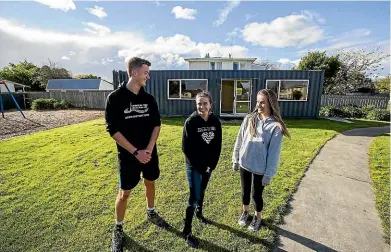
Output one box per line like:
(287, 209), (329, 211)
(275, 126), (390, 252)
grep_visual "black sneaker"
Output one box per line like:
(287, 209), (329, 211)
(111, 225), (124, 252)
(147, 210), (169, 228)
(248, 215), (262, 231)
(185, 233), (198, 248)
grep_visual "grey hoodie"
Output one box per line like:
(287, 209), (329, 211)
(232, 115), (283, 185)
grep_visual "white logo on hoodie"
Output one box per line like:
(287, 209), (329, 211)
(124, 103), (149, 114)
(201, 131), (215, 144)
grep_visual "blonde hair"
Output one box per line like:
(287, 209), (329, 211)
(248, 89), (290, 138)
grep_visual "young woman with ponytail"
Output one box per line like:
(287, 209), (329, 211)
(232, 89), (290, 231)
(181, 91), (222, 248)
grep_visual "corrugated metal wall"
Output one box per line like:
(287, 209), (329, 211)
(113, 70), (324, 118)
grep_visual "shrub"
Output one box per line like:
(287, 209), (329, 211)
(362, 105), (377, 117)
(31, 98), (73, 111)
(31, 98), (56, 110)
(366, 109), (390, 122)
(59, 99), (73, 109)
(320, 105), (343, 117)
(340, 105), (365, 118)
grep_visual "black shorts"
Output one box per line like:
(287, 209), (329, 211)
(118, 154), (160, 190)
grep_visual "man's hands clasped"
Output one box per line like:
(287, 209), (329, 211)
(133, 148), (153, 164)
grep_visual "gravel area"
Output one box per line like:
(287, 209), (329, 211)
(0, 109), (105, 140)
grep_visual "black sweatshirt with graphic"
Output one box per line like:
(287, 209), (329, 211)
(182, 111), (222, 173)
(105, 84), (161, 160)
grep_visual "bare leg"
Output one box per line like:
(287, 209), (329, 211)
(115, 189), (131, 222)
(144, 179), (155, 208)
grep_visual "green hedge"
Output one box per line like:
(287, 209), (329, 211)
(31, 98), (74, 111)
(320, 105), (390, 121)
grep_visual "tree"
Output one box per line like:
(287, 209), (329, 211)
(252, 60), (282, 70)
(35, 59), (72, 88)
(297, 48), (390, 94)
(0, 60), (42, 91)
(296, 51), (343, 94)
(332, 47), (390, 93)
(73, 74), (100, 79)
(374, 76), (390, 94)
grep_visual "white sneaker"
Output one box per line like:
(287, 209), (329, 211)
(248, 215), (262, 231)
(238, 211), (250, 227)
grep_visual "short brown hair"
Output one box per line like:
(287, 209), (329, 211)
(126, 57), (151, 77)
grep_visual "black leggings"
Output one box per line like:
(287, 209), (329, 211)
(240, 167), (265, 212)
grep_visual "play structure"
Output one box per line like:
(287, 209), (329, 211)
(0, 80), (26, 118)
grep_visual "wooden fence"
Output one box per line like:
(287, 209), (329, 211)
(321, 95), (389, 109)
(25, 91), (112, 109)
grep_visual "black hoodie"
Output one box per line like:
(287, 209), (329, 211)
(182, 111), (222, 173)
(105, 84), (161, 160)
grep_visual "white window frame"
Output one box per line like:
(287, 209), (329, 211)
(239, 62), (247, 70)
(209, 62), (222, 70)
(265, 79), (309, 101)
(167, 79), (209, 100)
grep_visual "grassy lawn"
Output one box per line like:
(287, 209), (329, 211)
(369, 135), (390, 244)
(0, 117), (388, 252)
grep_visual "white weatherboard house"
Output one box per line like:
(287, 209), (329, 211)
(184, 54), (265, 70)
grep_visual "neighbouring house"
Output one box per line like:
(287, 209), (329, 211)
(1, 80), (29, 93)
(112, 56), (324, 118)
(46, 79), (114, 91)
(184, 54), (264, 70)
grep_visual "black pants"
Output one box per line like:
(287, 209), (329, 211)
(240, 167), (265, 212)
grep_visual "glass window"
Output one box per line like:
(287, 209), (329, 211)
(236, 81), (251, 101)
(265, 80), (309, 101)
(233, 62), (239, 70)
(168, 79), (208, 99)
(240, 62), (246, 70)
(236, 102), (250, 114)
(279, 80), (309, 100)
(210, 62), (215, 70)
(168, 80), (180, 98)
(266, 80), (280, 97)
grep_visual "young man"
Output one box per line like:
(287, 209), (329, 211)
(105, 57), (168, 252)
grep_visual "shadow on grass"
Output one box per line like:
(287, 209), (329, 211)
(206, 218), (273, 248)
(123, 233), (154, 252)
(341, 125), (390, 137)
(128, 219), (232, 252)
(273, 227), (338, 252)
(164, 224), (232, 252)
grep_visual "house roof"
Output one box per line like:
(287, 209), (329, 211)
(46, 79), (113, 90)
(184, 57), (257, 62)
(1, 80), (29, 87)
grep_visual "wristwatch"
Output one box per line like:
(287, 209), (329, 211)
(132, 149), (139, 156)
